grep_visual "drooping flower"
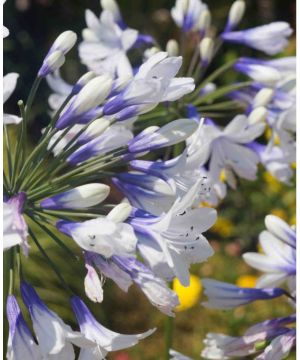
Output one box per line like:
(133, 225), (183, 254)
(20, 282), (93, 358)
(6, 295), (42, 359)
(243, 215), (296, 289)
(201, 279), (285, 309)
(222, 22), (293, 55)
(71, 295), (156, 359)
(3, 73), (22, 124)
(3, 192), (29, 255)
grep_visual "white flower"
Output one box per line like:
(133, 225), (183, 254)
(79, 9), (138, 78)
(171, 0), (208, 32)
(84, 262), (104, 303)
(57, 205), (138, 258)
(3, 73), (22, 124)
(71, 296), (156, 360)
(243, 215), (296, 289)
(170, 349), (194, 360)
(21, 282), (93, 359)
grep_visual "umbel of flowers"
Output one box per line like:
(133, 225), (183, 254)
(3, 0), (295, 358)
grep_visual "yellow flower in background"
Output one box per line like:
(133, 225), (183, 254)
(173, 275), (202, 312)
(271, 208), (288, 221)
(211, 217), (234, 237)
(263, 172), (282, 193)
(236, 275), (258, 288)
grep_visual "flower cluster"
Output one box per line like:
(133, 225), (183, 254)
(3, 0), (296, 358)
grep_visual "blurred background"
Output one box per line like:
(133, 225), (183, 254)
(3, 0), (296, 359)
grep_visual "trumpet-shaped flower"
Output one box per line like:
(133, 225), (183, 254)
(3, 193), (29, 255)
(57, 205), (138, 258)
(71, 296), (156, 359)
(79, 9), (138, 78)
(201, 279), (285, 309)
(6, 295), (41, 360)
(20, 282), (93, 358)
(171, 0), (208, 32)
(40, 183), (110, 210)
(222, 22), (293, 55)
(3, 73), (22, 124)
(202, 315), (296, 359)
(103, 52), (195, 116)
(129, 181), (217, 286)
(243, 215), (296, 289)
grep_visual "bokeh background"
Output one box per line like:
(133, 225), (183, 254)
(3, 0), (296, 359)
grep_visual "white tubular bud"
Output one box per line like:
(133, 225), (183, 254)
(248, 106), (267, 125)
(82, 28), (98, 42)
(52, 30), (77, 54)
(73, 71), (97, 94)
(84, 264), (104, 303)
(166, 39), (179, 56)
(73, 75), (113, 115)
(181, 0), (189, 13)
(107, 203), (132, 223)
(40, 184), (110, 209)
(100, 0), (121, 22)
(253, 88), (274, 108)
(197, 9), (211, 33)
(38, 50), (65, 77)
(199, 37), (214, 64)
(83, 118), (110, 140)
(227, 0), (246, 31)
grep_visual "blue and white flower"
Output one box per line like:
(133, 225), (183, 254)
(3, 73), (22, 124)
(171, 0), (208, 32)
(71, 295), (156, 359)
(243, 215), (296, 289)
(222, 22), (293, 55)
(202, 279), (286, 310)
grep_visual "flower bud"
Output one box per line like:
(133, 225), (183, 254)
(252, 88), (274, 108)
(100, 0), (121, 23)
(107, 203), (132, 223)
(51, 30), (77, 54)
(73, 75), (112, 115)
(199, 37), (214, 65)
(225, 0), (246, 32)
(79, 117), (110, 143)
(248, 106), (267, 125)
(82, 28), (98, 42)
(72, 71), (96, 94)
(40, 183), (110, 209)
(38, 50), (65, 77)
(197, 9), (211, 35)
(166, 39), (179, 57)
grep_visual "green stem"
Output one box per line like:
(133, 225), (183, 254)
(164, 315), (174, 360)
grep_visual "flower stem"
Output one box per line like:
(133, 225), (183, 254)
(164, 315), (174, 360)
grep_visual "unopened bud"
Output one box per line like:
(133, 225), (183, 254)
(82, 118), (110, 141)
(107, 203), (132, 223)
(248, 106), (267, 125)
(253, 88), (274, 108)
(166, 39), (179, 56)
(82, 28), (98, 42)
(101, 0), (121, 22)
(199, 37), (214, 64)
(40, 183), (110, 209)
(225, 0), (246, 32)
(197, 9), (211, 34)
(38, 50), (65, 77)
(51, 30), (77, 54)
(73, 71), (96, 94)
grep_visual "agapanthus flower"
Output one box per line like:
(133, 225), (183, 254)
(222, 22), (293, 55)
(202, 315), (296, 360)
(71, 295), (156, 359)
(57, 203), (138, 258)
(3, 192), (29, 255)
(202, 279), (286, 309)
(20, 282), (93, 358)
(3, 73), (22, 124)
(243, 215), (296, 289)
(6, 295), (41, 359)
(170, 349), (193, 360)
(128, 181), (217, 286)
